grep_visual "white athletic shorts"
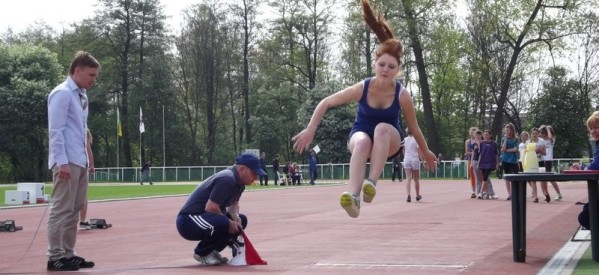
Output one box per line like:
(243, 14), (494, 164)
(403, 160), (421, 170)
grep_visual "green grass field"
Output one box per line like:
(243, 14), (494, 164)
(0, 183), (288, 206)
(573, 246), (599, 274)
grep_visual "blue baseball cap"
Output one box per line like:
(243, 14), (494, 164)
(236, 152), (267, 176)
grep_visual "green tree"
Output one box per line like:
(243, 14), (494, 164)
(176, 2), (234, 164)
(426, 16), (471, 158)
(571, 11), (599, 110)
(0, 44), (61, 181)
(252, 0), (336, 161)
(296, 81), (355, 163)
(230, 0), (260, 144)
(528, 66), (591, 158)
(400, 0), (446, 155)
(94, 0), (170, 167)
(466, 0), (581, 138)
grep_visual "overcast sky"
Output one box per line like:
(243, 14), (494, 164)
(0, 0), (201, 34)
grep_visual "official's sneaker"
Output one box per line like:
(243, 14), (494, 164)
(416, 195), (422, 201)
(340, 192), (360, 218)
(555, 194), (563, 201)
(210, 250), (229, 264)
(545, 195), (551, 203)
(194, 252), (222, 265)
(47, 258), (80, 271)
(362, 179), (377, 203)
(407, 195), (411, 203)
(67, 256), (95, 268)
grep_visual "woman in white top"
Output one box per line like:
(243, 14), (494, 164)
(403, 128), (422, 202)
(539, 125), (562, 202)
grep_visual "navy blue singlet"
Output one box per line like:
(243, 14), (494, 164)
(349, 77), (403, 140)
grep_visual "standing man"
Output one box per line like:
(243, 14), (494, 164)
(308, 150), (318, 185)
(140, 160), (153, 185)
(272, 154), (280, 186)
(259, 152), (268, 186)
(47, 51), (100, 271)
(176, 152), (266, 265)
(391, 148), (403, 182)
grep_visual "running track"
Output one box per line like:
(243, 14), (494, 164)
(0, 180), (589, 274)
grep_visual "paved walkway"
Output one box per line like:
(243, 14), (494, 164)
(0, 179), (591, 274)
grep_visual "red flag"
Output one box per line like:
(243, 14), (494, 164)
(228, 231), (267, 266)
(241, 231), (267, 265)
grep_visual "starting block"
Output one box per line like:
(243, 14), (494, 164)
(88, 218), (112, 229)
(0, 220), (23, 232)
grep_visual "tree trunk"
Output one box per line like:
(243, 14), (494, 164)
(243, 1), (251, 144)
(490, 0), (543, 136)
(402, 0), (440, 154)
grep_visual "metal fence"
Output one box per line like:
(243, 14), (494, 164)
(92, 158), (590, 183)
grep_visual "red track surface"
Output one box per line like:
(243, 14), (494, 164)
(0, 180), (588, 274)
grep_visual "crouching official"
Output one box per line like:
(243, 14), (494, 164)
(176, 152), (266, 265)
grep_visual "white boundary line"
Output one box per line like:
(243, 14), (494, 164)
(314, 261), (468, 269)
(538, 229), (590, 275)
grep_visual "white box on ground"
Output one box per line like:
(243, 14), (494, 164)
(17, 182), (45, 204)
(5, 190), (30, 205)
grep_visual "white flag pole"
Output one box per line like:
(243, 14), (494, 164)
(117, 107), (120, 175)
(162, 105), (165, 182)
(139, 106), (143, 172)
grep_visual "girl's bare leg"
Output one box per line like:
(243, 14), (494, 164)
(347, 133), (372, 195)
(368, 124), (401, 183)
(405, 169), (412, 196)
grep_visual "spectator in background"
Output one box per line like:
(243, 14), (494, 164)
(501, 123), (519, 201)
(403, 128), (422, 202)
(478, 130), (498, 199)
(470, 130), (483, 198)
(290, 162), (301, 185)
(272, 154), (280, 186)
(259, 152), (268, 186)
(308, 150), (318, 185)
(282, 161), (291, 186)
(465, 127), (479, 198)
(79, 129), (95, 229)
(391, 148), (403, 182)
(523, 128), (541, 202)
(140, 160), (153, 185)
(539, 125), (562, 201)
(518, 131), (529, 172)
